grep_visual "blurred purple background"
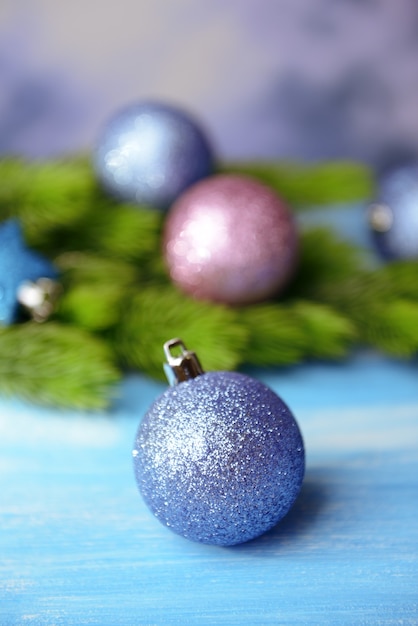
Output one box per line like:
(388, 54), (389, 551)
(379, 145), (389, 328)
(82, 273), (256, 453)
(1, 0), (418, 166)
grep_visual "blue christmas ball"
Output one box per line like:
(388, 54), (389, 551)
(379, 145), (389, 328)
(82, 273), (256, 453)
(369, 163), (418, 260)
(133, 371), (305, 546)
(93, 102), (214, 210)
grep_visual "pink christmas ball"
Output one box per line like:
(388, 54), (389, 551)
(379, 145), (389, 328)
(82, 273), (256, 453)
(163, 174), (299, 305)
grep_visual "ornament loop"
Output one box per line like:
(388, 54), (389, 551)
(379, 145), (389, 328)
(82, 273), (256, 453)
(163, 338), (204, 386)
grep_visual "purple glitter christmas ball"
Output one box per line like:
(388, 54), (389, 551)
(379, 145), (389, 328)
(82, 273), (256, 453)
(93, 102), (214, 210)
(132, 370), (305, 546)
(163, 174), (299, 305)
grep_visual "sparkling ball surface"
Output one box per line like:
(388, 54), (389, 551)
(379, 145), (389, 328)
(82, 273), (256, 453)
(133, 371), (305, 546)
(163, 174), (299, 304)
(93, 102), (214, 210)
(370, 163), (418, 260)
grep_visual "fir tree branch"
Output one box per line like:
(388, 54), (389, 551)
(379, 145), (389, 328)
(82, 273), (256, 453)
(114, 285), (248, 379)
(57, 283), (128, 332)
(0, 158), (162, 261)
(68, 202), (163, 262)
(55, 251), (140, 288)
(1, 155), (417, 411)
(354, 299), (418, 358)
(290, 300), (356, 359)
(286, 227), (367, 299)
(0, 158), (96, 248)
(0, 159), (30, 211)
(239, 304), (305, 366)
(54, 252), (166, 330)
(238, 300), (356, 366)
(0, 323), (120, 409)
(380, 260), (418, 301)
(221, 161), (375, 206)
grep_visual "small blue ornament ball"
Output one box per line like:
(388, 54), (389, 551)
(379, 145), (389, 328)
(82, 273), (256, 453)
(369, 162), (418, 260)
(93, 102), (214, 210)
(133, 341), (305, 546)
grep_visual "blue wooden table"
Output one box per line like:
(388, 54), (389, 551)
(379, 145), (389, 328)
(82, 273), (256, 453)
(1, 351), (417, 625)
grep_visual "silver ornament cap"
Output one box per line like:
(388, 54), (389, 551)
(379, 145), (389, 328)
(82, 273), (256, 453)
(17, 277), (61, 323)
(163, 338), (204, 386)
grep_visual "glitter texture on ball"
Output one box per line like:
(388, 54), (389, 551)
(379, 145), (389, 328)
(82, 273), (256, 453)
(369, 163), (418, 260)
(163, 174), (299, 304)
(133, 370), (305, 546)
(93, 102), (214, 210)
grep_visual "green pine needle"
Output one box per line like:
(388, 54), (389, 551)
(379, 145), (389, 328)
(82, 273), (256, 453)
(0, 323), (120, 409)
(290, 301), (356, 359)
(72, 202), (163, 262)
(0, 159), (30, 210)
(55, 252), (139, 288)
(57, 283), (127, 331)
(238, 300), (356, 366)
(357, 300), (418, 357)
(304, 263), (418, 358)
(0, 155), (417, 409)
(222, 161), (375, 206)
(239, 304), (305, 366)
(381, 260), (418, 301)
(0, 158), (96, 248)
(288, 227), (366, 298)
(115, 285), (249, 379)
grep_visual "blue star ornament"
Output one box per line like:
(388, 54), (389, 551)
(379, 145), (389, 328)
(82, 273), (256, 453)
(0, 219), (58, 325)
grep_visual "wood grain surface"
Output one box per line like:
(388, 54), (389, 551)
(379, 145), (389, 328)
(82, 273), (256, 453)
(1, 353), (417, 625)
